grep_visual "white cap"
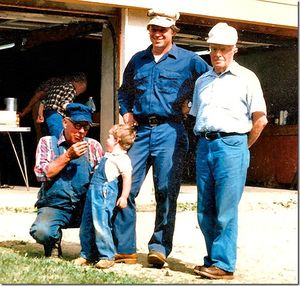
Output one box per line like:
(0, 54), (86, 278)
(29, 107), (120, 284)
(207, 23), (238, 45)
(147, 9), (180, 28)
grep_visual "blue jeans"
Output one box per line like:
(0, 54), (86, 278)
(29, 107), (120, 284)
(79, 159), (118, 261)
(44, 110), (63, 138)
(30, 206), (81, 248)
(113, 122), (188, 257)
(195, 134), (249, 272)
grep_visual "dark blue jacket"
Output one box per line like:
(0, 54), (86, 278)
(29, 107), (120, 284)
(118, 44), (211, 118)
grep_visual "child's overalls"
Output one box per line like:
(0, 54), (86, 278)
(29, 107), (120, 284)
(79, 156), (119, 261)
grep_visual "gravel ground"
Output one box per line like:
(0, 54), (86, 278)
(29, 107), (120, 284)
(0, 185), (298, 284)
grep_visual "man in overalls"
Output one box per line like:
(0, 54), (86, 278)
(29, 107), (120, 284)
(29, 103), (103, 258)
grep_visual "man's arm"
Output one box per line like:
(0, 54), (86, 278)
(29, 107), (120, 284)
(248, 111), (268, 148)
(19, 90), (45, 118)
(36, 102), (45, 123)
(46, 141), (89, 178)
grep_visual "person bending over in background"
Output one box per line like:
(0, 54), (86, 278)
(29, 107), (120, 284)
(20, 73), (87, 138)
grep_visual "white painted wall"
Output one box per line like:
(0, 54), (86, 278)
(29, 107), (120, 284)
(119, 9), (154, 196)
(120, 8), (150, 70)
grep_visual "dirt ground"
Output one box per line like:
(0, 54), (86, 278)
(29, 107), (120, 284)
(0, 185), (298, 284)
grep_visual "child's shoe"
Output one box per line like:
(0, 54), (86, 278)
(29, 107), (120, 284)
(73, 257), (91, 266)
(95, 259), (115, 269)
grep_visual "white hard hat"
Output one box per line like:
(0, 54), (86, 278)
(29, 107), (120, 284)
(207, 23), (238, 45)
(147, 9), (180, 28)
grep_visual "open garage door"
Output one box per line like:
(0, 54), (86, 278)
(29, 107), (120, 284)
(0, 7), (117, 187)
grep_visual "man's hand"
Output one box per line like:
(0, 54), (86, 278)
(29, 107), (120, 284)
(182, 99), (191, 118)
(36, 114), (44, 123)
(66, 141), (88, 160)
(46, 141), (88, 178)
(123, 112), (137, 126)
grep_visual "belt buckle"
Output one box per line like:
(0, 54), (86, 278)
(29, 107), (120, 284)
(148, 116), (158, 127)
(204, 132), (211, 140)
(204, 132), (218, 140)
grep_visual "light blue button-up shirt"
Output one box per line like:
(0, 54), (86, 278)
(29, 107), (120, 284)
(190, 61), (267, 134)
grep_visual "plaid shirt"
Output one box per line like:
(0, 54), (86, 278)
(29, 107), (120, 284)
(34, 134), (104, 182)
(40, 79), (76, 117)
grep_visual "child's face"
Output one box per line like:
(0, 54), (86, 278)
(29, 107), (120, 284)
(106, 133), (117, 152)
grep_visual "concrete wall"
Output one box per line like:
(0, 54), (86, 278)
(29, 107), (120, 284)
(120, 9), (150, 71)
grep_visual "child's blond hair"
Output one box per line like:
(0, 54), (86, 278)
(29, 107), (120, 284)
(109, 124), (136, 151)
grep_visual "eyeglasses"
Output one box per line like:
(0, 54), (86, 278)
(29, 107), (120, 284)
(67, 118), (90, 131)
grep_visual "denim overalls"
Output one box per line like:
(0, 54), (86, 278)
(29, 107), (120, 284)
(79, 157), (119, 261)
(30, 136), (92, 252)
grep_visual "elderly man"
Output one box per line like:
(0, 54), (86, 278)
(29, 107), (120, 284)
(114, 9), (210, 268)
(30, 103), (103, 258)
(190, 23), (268, 279)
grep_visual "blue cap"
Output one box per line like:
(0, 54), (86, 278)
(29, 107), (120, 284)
(65, 103), (93, 124)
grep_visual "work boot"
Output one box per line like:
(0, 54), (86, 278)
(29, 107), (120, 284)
(51, 241), (62, 258)
(44, 240), (62, 258)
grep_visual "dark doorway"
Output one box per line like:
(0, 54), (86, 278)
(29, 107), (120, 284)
(0, 37), (102, 187)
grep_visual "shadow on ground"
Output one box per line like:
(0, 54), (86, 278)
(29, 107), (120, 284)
(0, 240), (195, 276)
(0, 240), (80, 261)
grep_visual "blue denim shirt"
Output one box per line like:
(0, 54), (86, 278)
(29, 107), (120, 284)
(118, 44), (211, 118)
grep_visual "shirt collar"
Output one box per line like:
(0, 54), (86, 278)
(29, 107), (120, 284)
(143, 43), (178, 60)
(58, 131), (67, 146)
(226, 61), (240, 76)
(206, 60), (241, 78)
(105, 150), (127, 157)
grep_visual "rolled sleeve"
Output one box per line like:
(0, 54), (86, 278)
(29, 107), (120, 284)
(34, 136), (53, 182)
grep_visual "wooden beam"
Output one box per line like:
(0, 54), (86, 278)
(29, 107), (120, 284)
(178, 15), (298, 38)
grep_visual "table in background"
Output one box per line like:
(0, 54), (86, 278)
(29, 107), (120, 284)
(0, 126), (31, 191)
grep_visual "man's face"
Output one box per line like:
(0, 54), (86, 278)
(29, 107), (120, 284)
(209, 44), (236, 74)
(63, 118), (90, 144)
(148, 25), (175, 51)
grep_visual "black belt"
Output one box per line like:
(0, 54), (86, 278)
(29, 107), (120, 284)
(199, 131), (244, 140)
(135, 115), (182, 127)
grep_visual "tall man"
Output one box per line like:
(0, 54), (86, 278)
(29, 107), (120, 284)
(114, 9), (210, 268)
(190, 23), (268, 279)
(30, 103), (103, 258)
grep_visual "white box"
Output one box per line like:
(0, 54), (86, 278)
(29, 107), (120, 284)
(0, 110), (17, 126)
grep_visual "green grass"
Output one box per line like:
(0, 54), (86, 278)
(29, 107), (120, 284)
(0, 245), (153, 284)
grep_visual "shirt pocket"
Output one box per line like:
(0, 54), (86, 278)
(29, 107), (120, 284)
(133, 71), (149, 95)
(157, 70), (182, 95)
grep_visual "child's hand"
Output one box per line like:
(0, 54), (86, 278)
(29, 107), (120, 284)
(116, 196), (128, 209)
